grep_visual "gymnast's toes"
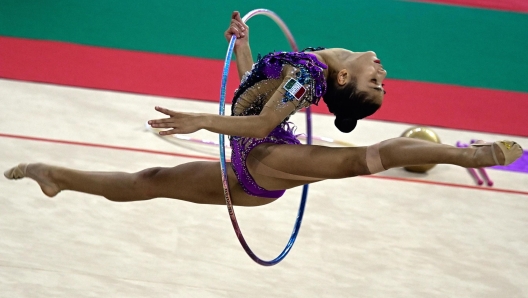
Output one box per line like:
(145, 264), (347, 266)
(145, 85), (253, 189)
(4, 163), (28, 180)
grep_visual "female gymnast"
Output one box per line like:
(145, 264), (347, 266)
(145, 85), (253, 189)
(4, 11), (523, 207)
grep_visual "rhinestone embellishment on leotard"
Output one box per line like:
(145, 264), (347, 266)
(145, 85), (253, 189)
(228, 51), (327, 198)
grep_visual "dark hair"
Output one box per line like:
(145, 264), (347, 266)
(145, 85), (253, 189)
(322, 71), (382, 133)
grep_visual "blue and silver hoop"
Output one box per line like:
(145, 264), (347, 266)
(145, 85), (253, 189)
(218, 9), (312, 266)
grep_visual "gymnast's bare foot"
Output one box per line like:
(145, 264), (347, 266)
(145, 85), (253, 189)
(4, 163), (61, 197)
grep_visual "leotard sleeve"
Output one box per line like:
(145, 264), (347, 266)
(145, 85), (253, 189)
(272, 64), (315, 113)
(258, 65), (316, 123)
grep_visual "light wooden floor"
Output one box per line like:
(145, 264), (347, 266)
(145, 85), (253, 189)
(1, 79), (527, 298)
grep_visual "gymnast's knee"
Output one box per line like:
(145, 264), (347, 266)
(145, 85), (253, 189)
(132, 167), (164, 199)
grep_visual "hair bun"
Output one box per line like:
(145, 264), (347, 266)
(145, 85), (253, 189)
(334, 116), (357, 133)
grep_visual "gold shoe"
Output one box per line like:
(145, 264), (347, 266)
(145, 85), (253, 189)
(4, 164), (28, 180)
(472, 141), (523, 166)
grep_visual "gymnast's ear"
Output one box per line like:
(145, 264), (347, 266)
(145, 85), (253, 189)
(336, 69), (348, 86)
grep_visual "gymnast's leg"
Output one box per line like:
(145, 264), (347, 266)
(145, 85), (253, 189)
(4, 162), (275, 207)
(247, 137), (521, 190)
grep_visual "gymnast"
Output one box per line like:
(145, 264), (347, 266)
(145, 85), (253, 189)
(4, 11), (523, 207)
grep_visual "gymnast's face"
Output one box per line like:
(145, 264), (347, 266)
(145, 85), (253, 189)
(339, 51), (387, 105)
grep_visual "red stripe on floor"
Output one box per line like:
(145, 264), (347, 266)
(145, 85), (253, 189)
(367, 175), (528, 196)
(1, 36), (528, 136)
(406, 0), (528, 13)
(0, 133), (219, 161)
(2, 132), (527, 196)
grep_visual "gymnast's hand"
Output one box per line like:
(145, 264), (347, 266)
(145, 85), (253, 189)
(148, 106), (203, 135)
(224, 11), (249, 48)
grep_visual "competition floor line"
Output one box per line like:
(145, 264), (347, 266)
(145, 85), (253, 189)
(3, 132), (527, 197)
(0, 132), (218, 162)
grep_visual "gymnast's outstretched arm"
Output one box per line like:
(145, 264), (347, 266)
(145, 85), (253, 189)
(148, 76), (306, 138)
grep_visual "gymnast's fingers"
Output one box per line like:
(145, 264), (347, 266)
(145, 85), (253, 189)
(233, 11), (244, 24)
(231, 11), (239, 20)
(154, 106), (178, 116)
(232, 19), (245, 31)
(148, 117), (172, 124)
(228, 24), (241, 37)
(225, 25), (237, 40)
(158, 128), (179, 136)
(149, 121), (174, 128)
(228, 12), (240, 31)
(232, 21), (246, 36)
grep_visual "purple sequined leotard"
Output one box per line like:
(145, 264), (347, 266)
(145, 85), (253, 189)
(230, 51), (327, 199)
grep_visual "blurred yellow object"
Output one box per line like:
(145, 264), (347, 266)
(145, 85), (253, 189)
(401, 126), (441, 173)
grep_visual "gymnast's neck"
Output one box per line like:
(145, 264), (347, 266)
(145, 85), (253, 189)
(310, 48), (352, 79)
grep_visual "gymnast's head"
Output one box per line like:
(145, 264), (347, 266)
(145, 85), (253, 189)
(321, 50), (386, 133)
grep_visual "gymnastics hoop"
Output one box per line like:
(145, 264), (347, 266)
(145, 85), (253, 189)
(219, 9), (311, 266)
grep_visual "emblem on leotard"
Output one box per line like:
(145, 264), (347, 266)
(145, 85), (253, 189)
(283, 78), (306, 100)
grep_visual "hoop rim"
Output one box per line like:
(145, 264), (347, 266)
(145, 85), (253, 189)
(218, 9), (312, 266)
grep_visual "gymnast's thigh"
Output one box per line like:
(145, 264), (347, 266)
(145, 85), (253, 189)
(247, 143), (369, 190)
(226, 163), (280, 206)
(154, 161), (278, 207)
